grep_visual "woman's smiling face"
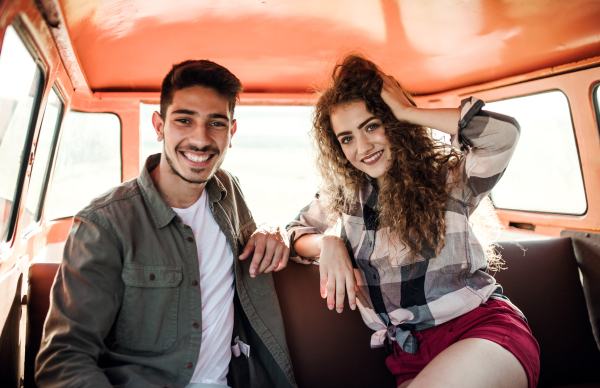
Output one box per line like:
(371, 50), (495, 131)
(330, 100), (392, 186)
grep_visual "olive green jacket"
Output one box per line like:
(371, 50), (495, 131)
(35, 154), (296, 388)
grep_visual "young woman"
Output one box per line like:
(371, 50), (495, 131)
(286, 55), (540, 388)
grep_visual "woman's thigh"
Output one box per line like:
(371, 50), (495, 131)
(388, 300), (540, 388)
(407, 337), (527, 388)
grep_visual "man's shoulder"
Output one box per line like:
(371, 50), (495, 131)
(215, 169), (243, 195)
(77, 177), (142, 220)
(214, 169), (254, 225)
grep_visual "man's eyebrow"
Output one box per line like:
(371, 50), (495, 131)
(171, 110), (230, 121)
(208, 113), (230, 121)
(172, 109), (197, 115)
(358, 116), (378, 129)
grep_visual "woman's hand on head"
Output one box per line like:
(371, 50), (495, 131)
(380, 72), (461, 135)
(318, 235), (357, 313)
(380, 72), (415, 121)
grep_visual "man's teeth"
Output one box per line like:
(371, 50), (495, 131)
(184, 152), (210, 162)
(363, 151), (383, 163)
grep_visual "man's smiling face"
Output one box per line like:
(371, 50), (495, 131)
(154, 85), (236, 185)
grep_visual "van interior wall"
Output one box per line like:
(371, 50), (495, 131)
(1, 0), (600, 385)
(0, 1), (75, 385)
(414, 62), (600, 237)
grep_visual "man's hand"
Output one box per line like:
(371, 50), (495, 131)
(319, 235), (357, 313)
(239, 224), (290, 278)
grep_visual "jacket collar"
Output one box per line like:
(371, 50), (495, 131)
(137, 153), (227, 229)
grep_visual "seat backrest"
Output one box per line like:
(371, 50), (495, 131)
(25, 261), (393, 388)
(25, 263), (59, 388)
(272, 261), (397, 388)
(494, 238), (600, 388)
(26, 239), (600, 388)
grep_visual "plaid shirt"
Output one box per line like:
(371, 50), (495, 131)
(286, 97), (521, 354)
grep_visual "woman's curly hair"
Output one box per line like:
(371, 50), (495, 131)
(312, 54), (462, 258)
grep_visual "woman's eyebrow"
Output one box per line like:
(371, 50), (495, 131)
(336, 131), (352, 139)
(358, 116), (378, 129)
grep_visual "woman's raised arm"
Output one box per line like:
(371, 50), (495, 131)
(380, 73), (460, 135)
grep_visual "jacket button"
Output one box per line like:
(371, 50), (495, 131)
(192, 322), (199, 329)
(192, 280), (198, 286)
(175, 217), (181, 223)
(187, 237), (194, 243)
(186, 362), (193, 369)
(149, 274), (156, 280)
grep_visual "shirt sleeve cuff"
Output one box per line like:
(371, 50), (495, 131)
(287, 227), (321, 264)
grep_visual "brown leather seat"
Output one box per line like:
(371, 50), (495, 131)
(25, 263), (60, 388)
(272, 260), (397, 388)
(494, 238), (600, 388)
(24, 238), (600, 388)
(273, 237), (600, 388)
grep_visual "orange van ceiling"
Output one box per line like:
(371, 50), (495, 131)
(58, 0), (600, 95)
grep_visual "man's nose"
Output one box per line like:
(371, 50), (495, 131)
(189, 124), (211, 145)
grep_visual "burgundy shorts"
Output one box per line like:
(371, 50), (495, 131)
(385, 300), (540, 388)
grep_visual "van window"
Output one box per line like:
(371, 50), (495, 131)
(21, 88), (64, 234)
(45, 111), (121, 220)
(0, 25), (44, 244)
(140, 104), (317, 224)
(486, 91), (587, 215)
(595, 83), (600, 136)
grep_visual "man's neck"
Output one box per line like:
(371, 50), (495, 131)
(150, 158), (207, 209)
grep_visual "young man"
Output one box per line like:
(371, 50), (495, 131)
(35, 60), (296, 388)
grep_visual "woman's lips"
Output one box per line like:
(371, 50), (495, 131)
(361, 150), (383, 165)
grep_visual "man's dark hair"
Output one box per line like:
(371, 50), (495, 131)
(160, 60), (243, 119)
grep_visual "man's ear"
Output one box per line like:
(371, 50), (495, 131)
(152, 111), (165, 142)
(229, 119), (237, 148)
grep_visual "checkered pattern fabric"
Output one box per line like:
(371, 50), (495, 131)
(286, 97), (522, 354)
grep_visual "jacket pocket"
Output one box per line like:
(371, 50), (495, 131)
(117, 263), (182, 352)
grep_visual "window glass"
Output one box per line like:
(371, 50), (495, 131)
(21, 89), (64, 233)
(140, 104), (318, 224)
(595, 83), (600, 137)
(45, 111), (121, 220)
(0, 26), (43, 243)
(486, 91), (586, 215)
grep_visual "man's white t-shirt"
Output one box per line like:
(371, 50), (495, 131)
(172, 189), (235, 386)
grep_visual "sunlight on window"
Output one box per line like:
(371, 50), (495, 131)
(0, 25), (42, 243)
(21, 88), (64, 233)
(46, 111), (121, 220)
(486, 91), (586, 215)
(140, 104), (319, 225)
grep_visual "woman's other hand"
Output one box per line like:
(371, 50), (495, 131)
(319, 235), (357, 313)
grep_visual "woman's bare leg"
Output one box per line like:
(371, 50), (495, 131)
(406, 338), (527, 388)
(397, 379), (413, 388)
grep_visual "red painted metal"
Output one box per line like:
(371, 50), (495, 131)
(58, 0), (600, 95)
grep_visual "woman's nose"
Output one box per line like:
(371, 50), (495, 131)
(356, 132), (373, 155)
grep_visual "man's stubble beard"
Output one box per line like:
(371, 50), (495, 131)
(164, 145), (228, 185)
